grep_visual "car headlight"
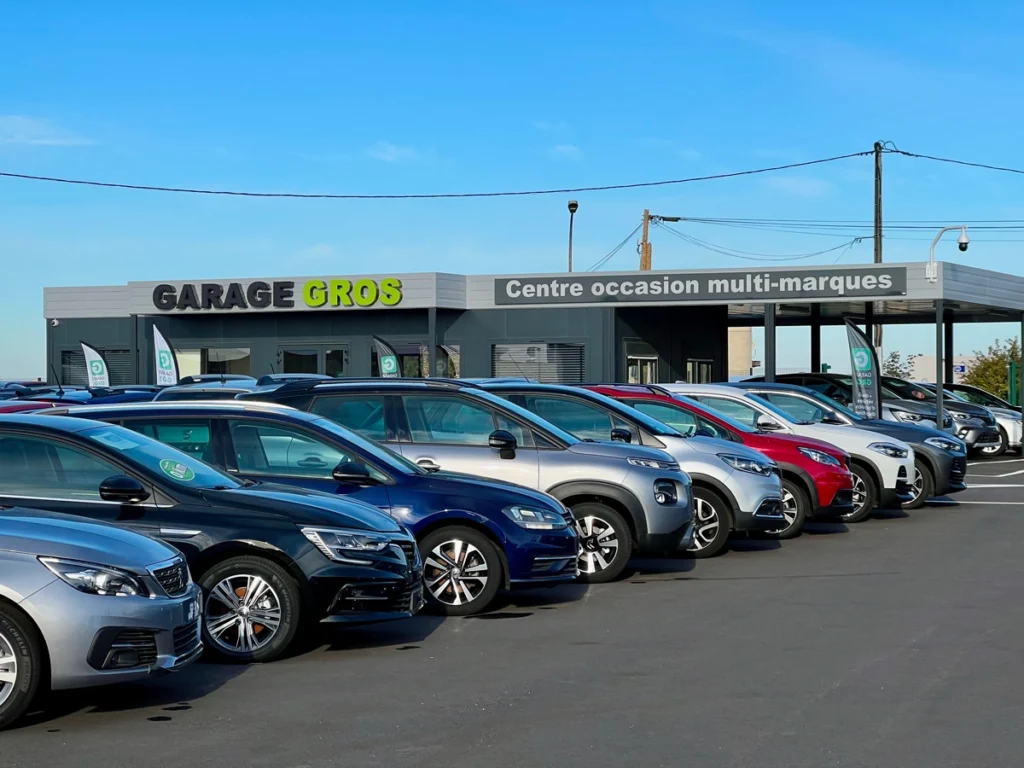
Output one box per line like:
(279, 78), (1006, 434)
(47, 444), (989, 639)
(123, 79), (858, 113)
(925, 436), (965, 453)
(718, 453), (775, 476)
(502, 505), (568, 530)
(39, 557), (149, 597)
(892, 410), (923, 422)
(952, 411), (970, 422)
(301, 526), (392, 564)
(627, 456), (680, 471)
(798, 447), (842, 466)
(869, 442), (909, 459)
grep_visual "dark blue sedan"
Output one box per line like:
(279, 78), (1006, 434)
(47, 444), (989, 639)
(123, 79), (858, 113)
(51, 401), (579, 615)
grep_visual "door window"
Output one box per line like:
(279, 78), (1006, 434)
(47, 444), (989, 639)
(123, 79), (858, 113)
(0, 434), (121, 500)
(626, 357), (658, 384)
(686, 360), (714, 384)
(281, 348), (319, 374)
(403, 395), (498, 446)
(310, 396), (388, 441)
(629, 401), (698, 436)
(693, 396), (760, 428)
(524, 396), (613, 441)
(122, 420), (216, 462)
(227, 420), (386, 481)
(759, 393), (830, 423)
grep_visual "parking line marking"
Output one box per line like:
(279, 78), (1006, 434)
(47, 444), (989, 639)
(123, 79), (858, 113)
(968, 458), (1024, 466)
(955, 501), (1024, 506)
(963, 483), (1024, 488)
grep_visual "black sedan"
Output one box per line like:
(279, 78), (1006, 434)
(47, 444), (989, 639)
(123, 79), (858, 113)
(0, 414), (422, 663)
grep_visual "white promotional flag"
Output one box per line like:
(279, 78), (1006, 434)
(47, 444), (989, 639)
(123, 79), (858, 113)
(153, 326), (179, 386)
(80, 342), (110, 388)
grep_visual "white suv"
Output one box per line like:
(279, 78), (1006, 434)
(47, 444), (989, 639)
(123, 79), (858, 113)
(660, 383), (916, 523)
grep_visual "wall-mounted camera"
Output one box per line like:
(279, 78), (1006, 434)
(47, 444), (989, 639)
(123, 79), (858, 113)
(50, 318), (59, 327)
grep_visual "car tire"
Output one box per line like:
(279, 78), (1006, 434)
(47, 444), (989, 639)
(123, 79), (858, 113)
(0, 604), (43, 731)
(904, 459), (934, 510)
(980, 427), (1008, 458)
(767, 479), (808, 539)
(420, 526), (503, 616)
(571, 502), (632, 583)
(687, 487), (732, 558)
(199, 556), (302, 664)
(844, 464), (877, 523)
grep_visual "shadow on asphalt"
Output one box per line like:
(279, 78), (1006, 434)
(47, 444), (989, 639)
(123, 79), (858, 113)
(872, 508), (910, 520)
(318, 614), (449, 652)
(727, 537), (784, 553)
(627, 555), (698, 578)
(11, 661), (248, 730)
(801, 522), (850, 536)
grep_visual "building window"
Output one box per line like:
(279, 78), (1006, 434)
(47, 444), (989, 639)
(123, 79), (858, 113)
(686, 359), (713, 384)
(176, 348), (251, 378)
(491, 343), (585, 384)
(60, 349), (131, 386)
(369, 344), (460, 379)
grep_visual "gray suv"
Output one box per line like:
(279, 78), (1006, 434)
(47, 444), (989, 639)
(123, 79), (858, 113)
(477, 382), (784, 558)
(241, 379), (694, 583)
(0, 509), (203, 729)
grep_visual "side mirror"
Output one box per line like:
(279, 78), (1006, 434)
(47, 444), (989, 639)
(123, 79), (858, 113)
(332, 461), (377, 485)
(695, 427), (714, 438)
(99, 475), (150, 504)
(822, 411), (845, 425)
(488, 429), (517, 459)
(756, 414), (782, 431)
(610, 427), (632, 443)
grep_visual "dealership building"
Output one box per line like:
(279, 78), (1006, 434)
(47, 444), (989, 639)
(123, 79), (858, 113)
(44, 261), (1024, 394)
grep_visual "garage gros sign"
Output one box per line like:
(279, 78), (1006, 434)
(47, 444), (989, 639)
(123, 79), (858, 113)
(152, 277), (403, 312)
(494, 266), (908, 306)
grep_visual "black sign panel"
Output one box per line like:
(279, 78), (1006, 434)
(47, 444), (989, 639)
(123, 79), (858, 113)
(494, 267), (907, 305)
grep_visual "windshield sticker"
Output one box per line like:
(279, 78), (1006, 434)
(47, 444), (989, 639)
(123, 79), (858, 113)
(159, 458), (196, 482)
(90, 430), (141, 451)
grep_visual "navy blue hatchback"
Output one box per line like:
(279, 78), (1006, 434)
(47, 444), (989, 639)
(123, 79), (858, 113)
(53, 401), (579, 615)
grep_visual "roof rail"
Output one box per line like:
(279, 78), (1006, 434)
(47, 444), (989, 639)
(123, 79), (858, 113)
(579, 382), (676, 397)
(265, 377), (485, 395)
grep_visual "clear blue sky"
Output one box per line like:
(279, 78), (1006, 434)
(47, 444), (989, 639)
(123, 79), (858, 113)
(3, 1), (1024, 377)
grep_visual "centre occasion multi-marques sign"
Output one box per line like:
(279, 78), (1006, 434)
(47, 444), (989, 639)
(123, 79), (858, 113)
(494, 266), (908, 306)
(152, 277), (404, 311)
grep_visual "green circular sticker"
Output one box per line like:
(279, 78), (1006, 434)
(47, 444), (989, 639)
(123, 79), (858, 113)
(159, 459), (196, 482)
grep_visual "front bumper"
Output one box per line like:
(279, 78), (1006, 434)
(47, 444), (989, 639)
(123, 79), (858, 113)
(920, 445), (968, 495)
(957, 424), (1001, 450)
(25, 580), (203, 692)
(880, 465), (916, 508)
(813, 488), (854, 520)
(811, 467), (855, 519)
(731, 471), (785, 532)
(507, 527), (580, 586)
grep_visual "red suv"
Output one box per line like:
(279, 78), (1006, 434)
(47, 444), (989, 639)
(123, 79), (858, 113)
(583, 385), (855, 538)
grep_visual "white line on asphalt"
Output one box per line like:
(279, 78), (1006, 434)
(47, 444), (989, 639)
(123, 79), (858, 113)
(963, 483), (1024, 488)
(968, 458), (1024, 466)
(955, 501), (1024, 506)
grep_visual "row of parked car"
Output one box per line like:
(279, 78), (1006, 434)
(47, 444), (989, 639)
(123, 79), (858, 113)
(0, 372), (1015, 728)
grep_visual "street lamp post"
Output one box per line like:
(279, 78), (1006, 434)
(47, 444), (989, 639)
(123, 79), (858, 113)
(927, 225), (969, 433)
(567, 200), (578, 272)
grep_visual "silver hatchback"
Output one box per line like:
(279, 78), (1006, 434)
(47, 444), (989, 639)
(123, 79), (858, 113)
(0, 509), (203, 729)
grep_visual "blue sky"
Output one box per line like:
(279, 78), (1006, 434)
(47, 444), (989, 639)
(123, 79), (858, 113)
(4, 1), (1024, 377)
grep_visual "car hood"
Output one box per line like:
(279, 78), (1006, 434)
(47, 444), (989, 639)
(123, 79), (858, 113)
(567, 440), (676, 463)
(429, 471), (565, 510)
(753, 432), (849, 459)
(0, 508), (179, 570)
(669, 435), (773, 463)
(202, 483), (402, 533)
(940, 398), (989, 417)
(883, 398), (937, 416)
(988, 406), (1021, 421)
(857, 419), (952, 445)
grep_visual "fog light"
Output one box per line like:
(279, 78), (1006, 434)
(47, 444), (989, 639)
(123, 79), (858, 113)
(654, 480), (677, 505)
(104, 649), (140, 669)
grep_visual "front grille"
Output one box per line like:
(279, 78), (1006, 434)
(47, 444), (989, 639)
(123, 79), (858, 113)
(950, 457), (967, 482)
(531, 556), (577, 575)
(755, 499), (784, 518)
(982, 414), (997, 426)
(110, 630), (157, 667)
(172, 622), (200, 656)
(153, 560), (189, 597)
(391, 538), (419, 566)
(897, 465), (908, 479)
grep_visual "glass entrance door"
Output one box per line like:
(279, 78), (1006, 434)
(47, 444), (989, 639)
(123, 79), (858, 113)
(278, 345), (349, 377)
(626, 356), (658, 384)
(686, 359), (713, 383)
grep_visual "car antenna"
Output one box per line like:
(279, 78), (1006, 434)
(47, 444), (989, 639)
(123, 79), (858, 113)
(49, 364), (64, 397)
(501, 350), (532, 382)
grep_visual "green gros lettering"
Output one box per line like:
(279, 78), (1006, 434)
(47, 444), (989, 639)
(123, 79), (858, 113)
(303, 279), (327, 307)
(379, 277), (403, 306)
(353, 279), (379, 307)
(329, 279), (354, 306)
(302, 277), (402, 308)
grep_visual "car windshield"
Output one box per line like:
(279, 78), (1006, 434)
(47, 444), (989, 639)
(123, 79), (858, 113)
(468, 388), (581, 444)
(310, 417), (428, 475)
(954, 386), (1011, 408)
(743, 392), (812, 424)
(669, 395), (755, 434)
(80, 424), (241, 489)
(832, 375), (905, 400)
(880, 377), (936, 402)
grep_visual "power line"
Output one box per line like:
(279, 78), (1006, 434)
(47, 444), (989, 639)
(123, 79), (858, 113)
(886, 148), (1024, 176)
(655, 221), (864, 262)
(586, 224), (644, 271)
(0, 151), (872, 200)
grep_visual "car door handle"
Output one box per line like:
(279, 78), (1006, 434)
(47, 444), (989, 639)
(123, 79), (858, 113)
(160, 528), (201, 538)
(297, 457), (328, 467)
(417, 459), (441, 472)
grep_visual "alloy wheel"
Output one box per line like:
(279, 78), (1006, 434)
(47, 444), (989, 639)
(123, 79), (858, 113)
(688, 497), (720, 552)
(576, 516), (620, 574)
(0, 630), (16, 708)
(846, 474), (868, 519)
(205, 574), (283, 654)
(424, 539), (489, 607)
(767, 488), (798, 535)
(907, 466), (924, 503)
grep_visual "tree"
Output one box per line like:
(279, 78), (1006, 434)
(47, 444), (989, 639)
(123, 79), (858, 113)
(963, 337), (1021, 400)
(882, 350), (919, 379)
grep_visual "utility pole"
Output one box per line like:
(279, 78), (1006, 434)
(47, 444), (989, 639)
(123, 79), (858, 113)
(873, 140), (884, 351)
(639, 209), (652, 270)
(638, 210), (680, 270)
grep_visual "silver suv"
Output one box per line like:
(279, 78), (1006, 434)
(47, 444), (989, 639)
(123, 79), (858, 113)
(241, 379), (695, 583)
(477, 382), (785, 558)
(0, 508), (203, 729)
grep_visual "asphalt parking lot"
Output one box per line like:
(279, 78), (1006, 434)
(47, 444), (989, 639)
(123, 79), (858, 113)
(5, 457), (1024, 768)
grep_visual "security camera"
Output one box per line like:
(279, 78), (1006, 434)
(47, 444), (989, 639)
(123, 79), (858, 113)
(958, 227), (969, 252)
(50, 318), (59, 327)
